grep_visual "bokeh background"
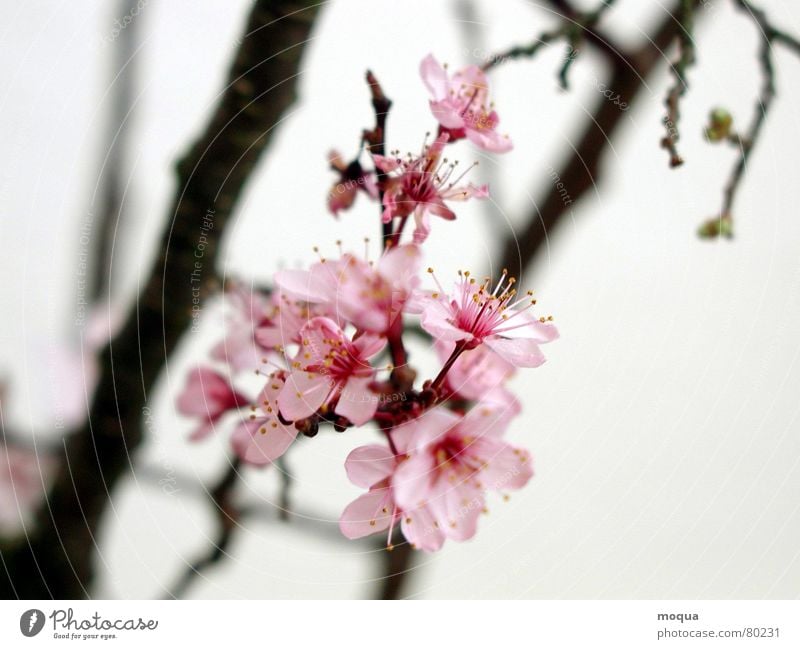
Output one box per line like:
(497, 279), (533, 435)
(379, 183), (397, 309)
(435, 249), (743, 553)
(1, 0), (799, 598)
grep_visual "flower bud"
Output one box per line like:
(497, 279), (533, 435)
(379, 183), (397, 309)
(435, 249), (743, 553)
(697, 214), (733, 239)
(704, 108), (733, 142)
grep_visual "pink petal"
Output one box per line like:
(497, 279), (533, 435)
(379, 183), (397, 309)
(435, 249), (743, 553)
(392, 452), (437, 511)
(472, 439), (533, 491)
(339, 488), (394, 539)
(426, 199), (456, 221)
(430, 99), (466, 129)
(484, 336), (547, 368)
(420, 300), (470, 342)
(426, 479), (484, 541)
(376, 244), (422, 286)
(458, 399), (516, 439)
(372, 154), (401, 173)
(277, 371), (331, 421)
(419, 54), (449, 100)
(345, 444), (396, 488)
(400, 504), (446, 552)
(274, 265), (335, 303)
(230, 418), (297, 466)
(465, 126), (513, 153)
(352, 332), (387, 360)
(335, 376), (379, 425)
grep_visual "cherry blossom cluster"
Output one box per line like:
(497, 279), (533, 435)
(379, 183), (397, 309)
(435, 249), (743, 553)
(177, 54), (558, 552)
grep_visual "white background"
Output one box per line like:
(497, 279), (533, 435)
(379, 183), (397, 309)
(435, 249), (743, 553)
(0, 0), (799, 599)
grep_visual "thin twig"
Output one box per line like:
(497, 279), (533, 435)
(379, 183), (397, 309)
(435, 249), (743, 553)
(708, 0), (800, 234)
(497, 1), (702, 281)
(164, 460), (241, 599)
(135, 463), (350, 544)
(661, 0), (696, 167)
(362, 70), (393, 247)
(484, 0), (619, 87)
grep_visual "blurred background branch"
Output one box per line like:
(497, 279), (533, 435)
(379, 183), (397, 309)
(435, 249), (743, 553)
(0, 0), (321, 599)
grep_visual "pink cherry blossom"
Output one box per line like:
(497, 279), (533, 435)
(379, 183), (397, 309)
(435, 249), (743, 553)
(339, 443), (446, 552)
(274, 244), (422, 335)
(211, 285), (276, 373)
(419, 270), (559, 368)
(254, 291), (334, 353)
(436, 339), (518, 410)
(420, 54), (513, 153)
(391, 404), (532, 543)
(372, 133), (488, 243)
(326, 150), (378, 215)
(176, 367), (248, 440)
(277, 317), (385, 426)
(230, 374), (298, 466)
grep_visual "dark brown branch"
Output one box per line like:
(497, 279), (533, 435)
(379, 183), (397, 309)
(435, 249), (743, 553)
(164, 460), (241, 599)
(362, 70), (393, 247)
(275, 454), (292, 521)
(0, 0), (321, 599)
(734, 0), (800, 55)
(498, 1), (702, 281)
(374, 532), (416, 600)
(661, 0), (696, 167)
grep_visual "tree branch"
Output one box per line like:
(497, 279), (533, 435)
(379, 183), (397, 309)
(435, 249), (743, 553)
(498, 1), (701, 281)
(484, 0), (620, 82)
(0, 0), (321, 599)
(164, 460), (241, 599)
(697, 0), (800, 237)
(661, 0), (696, 167)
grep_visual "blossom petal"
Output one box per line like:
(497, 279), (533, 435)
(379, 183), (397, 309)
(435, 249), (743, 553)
(335, 376), (379, 425)
(392, 452), (437, 511)
(401, 504), (446, 552)
(484, 336), (547, 368)
(420, 54), (449, 100)
(426, 478), (484, 541)
(430, 99), (466, 129)
(274, 264), (337, 303)
(230, 418), (297, 466)
(345, 445), (396, 488)
(420, 299), (470, 342)
(465, 126), (513, 153)
(277, 371), (331, 421)
(339, 488), (394, 539)
(473, 439), (533, 491)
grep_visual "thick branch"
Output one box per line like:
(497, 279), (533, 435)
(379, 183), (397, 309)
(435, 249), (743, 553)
(0, 0), (320, 599)
(375, 533), (416, 600)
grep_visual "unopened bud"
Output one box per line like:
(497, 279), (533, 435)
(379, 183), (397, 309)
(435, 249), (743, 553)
(697, 214), (733, 239)
(704, 108), (733, 142)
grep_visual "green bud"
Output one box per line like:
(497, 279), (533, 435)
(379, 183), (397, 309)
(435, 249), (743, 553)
(704, 108), (733, 142)
(697, 214), (733, 239)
